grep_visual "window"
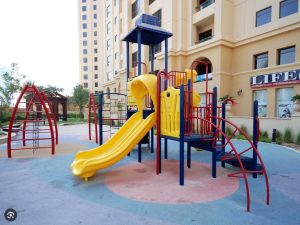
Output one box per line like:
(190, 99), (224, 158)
(83, 40), (87, 46)
(94, 40), (97, 45)
(107, 39), (111, 50)
(132, 0), (140, 19)
(94, 48), (98, 54)
(94, 65), (98, 70)
(83, 57), (88, 63)
(94, 57), (98, 62)
(149, 0), (156, 5)
(95, 82), (98, 87)
(83, 32), (87, 38)
(198, 29), (212, 43)
(280, 0), (298, 18)
(254, 52), (268, 69)
(254, 90), (267, 117)
(114, 16), (117, 24)
(83, 74), (88, 80)
(93, 5), (97, 10)
(82, 0), (86, 2)
(82, 14), (87, 20)
(94, 22), (97, 28)
(277, 88), (294, 118)
(107, 22), (111, 34)
(115, 52), (118, 60)
(94, 31), (97, 36)
(199, 0), (215, 10)
(278, 46), (295, 65)
(83, 49), (88, 54)
(94, 74), (98, 79)
(256, 7), (272, 27)
(83, 66), (88, 71)
(82, 23), (87, 29)
(82, 6), (86, 11)
(132, 52), (137, 67)
(149, 44), (161, 60)
(114, 0), (117, 7)
(107, 72), (112, 81)
(84, 83), (88, 88)
(114, 35), (118, 42)
(107, 5), (111, 17)
(93, 14), (97, 19)
(153, 9), (162, 26)
(107, 55), (111, 66)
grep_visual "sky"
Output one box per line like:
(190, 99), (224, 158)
(0, 0), (79, 95)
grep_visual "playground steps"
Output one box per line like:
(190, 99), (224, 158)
(215, 147), (262, 171)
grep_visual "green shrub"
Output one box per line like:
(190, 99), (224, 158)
(296, 132), (300, 145)
(276, 131), (283, 145)
(67, 113), (80, 118)
(283, 128), (293, 143)
(226, 126), (233, 137)
(240, 125), (248, 135)
(261, 130), (269, 139)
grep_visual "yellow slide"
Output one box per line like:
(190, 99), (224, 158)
(71, 74), (157, 180)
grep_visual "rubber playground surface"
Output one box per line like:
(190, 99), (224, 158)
(0, 124), (300, 225)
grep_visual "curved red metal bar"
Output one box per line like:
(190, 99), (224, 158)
(7, 85), (55, 157)
(193, 115), (270, 211)
(41, 92), (58, 145)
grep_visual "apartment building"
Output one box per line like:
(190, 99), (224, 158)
(78, 0), (300, 121)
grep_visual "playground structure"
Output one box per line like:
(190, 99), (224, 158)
(88, 92), (127, 144)
(7, 85), (58, 158)
(71, 14), (269, 212)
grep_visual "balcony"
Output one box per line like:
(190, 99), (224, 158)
(194, 0), (215, 13)
(193, 14), (214, 46)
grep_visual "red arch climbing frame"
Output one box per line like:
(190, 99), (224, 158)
(7, 85), (57, 158)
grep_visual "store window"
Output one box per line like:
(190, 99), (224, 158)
(276, 88), (293, 118)
(254, 52), (268, 69)
(254, 90), (267, 117)
(256, 6), (272, 27)
(280, 0), (298, 18)
(278, 46), (295, 65)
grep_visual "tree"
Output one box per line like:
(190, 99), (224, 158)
(38, 85), (64, 93)
(71, 84), (89, 119)
(0, 63), (26, 115)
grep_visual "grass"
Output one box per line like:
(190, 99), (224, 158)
(57, 117), (87, 125)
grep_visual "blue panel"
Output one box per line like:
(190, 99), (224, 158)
(135, 14), (160, 27)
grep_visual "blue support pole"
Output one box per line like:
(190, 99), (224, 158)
(252, 100), (258, 178)
(164, 38), (168, 89)
(221, 102), (226, 168)
(212, 87), (218, 178)
(180, 85), (185, 185)
(187, 143), (191, 168)
(164, 138), (168, 159)
(126, 41), (130, 81)
(99, 93), (103, 146)
(150, 45), (154, 73)
(137, 30), (142, 76)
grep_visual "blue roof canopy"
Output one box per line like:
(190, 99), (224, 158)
(122, 14), (173, 45)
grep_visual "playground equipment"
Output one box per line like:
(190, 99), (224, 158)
(71, 14), (269, 212)
(7, 85), (58, 158)
(88, 92), (127, 144)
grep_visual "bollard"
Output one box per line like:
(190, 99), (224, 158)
(272, 129), (277, 143)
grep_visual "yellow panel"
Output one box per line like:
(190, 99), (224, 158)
(160, 87), (180, 138)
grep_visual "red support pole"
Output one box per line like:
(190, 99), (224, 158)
(41, 92), (59, 145)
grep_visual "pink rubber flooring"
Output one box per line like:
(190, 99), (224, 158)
(104, 160), (240, 204)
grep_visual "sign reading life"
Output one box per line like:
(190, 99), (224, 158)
(251, 69), (300, 88)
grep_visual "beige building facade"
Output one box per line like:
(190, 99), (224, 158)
(78, 0), (300, 136)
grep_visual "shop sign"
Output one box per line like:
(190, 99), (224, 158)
(251, 69), (300, 88)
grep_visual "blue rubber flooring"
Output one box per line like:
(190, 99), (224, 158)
(0, 130), (300, 225)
